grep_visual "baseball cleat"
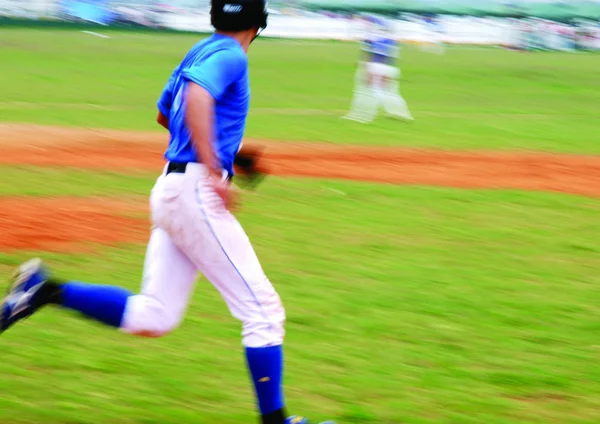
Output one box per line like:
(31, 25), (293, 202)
(285, 416), (336, 424)
(1, 258), (49, 332)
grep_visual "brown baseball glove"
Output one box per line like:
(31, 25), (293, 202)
(233, 145), (267, 190)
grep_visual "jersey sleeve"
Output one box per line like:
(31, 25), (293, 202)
(157, 71), (177, 117)
(181, 49), (247, 101)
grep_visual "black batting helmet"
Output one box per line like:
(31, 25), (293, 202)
(211, 0), (268, 32)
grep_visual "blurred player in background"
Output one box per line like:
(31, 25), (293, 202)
(343, 17), (413, 123)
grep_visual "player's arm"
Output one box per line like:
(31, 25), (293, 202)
(181, 49), (247, 176)
(184, 82), (222, 179)
(156, 70), (177, 131)
(184, 82), (237, 210)
(156, 111), (169, 130)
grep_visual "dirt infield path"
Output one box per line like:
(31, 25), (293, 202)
(0, 197), (149, 253)
(2, 124), (600, 253)
(3, 124), (600, 197)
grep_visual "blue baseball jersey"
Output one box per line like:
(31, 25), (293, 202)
(363, 36), (398, 64)
(157, 33), (250, 177)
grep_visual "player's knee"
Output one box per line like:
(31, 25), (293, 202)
(241, 298), (286, 348)
(242, 320), (285, 347)
(134, 313), (181, 338)
(121, 295), (183, 338)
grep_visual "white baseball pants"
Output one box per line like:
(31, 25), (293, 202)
(120, 163), (285, 348)
(345, 62), (413, 123)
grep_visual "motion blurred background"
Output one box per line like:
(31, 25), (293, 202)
(1, 1), (600, 424)
(2, 0), (599, 50)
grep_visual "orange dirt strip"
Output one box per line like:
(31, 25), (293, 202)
(0, 197), (149, 253)
(2, 124), (600, 198)
(1, 124), (600, 253)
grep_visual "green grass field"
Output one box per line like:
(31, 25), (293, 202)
(1, 27), (600, 424)
(3, 28), (600, 151)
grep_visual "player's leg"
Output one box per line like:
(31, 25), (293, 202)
(343, 62), (377, 123)
(175, 167), (286, 422)
(120, 226), (198, 336)
(382, 79), (413, 121)
(1, 227), (197, 336)
(368, 63), (397, 121)
(1, 175), (198, 336)
(355, 62), (380, 123)
(342, 62), (366, 121)
(172, 164), (329, 424)
(381, 66), (413, 121)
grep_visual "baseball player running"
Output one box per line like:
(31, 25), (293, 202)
(343, 17), (413, 123)
(1, 1), (333, 423)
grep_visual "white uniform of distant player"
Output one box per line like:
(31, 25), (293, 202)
(343, 20), (413, 123)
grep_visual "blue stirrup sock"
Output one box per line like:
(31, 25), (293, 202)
(61, 282), (132, 328)
(245, 345), (286, 416)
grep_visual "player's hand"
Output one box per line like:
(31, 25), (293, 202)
(209, 171), (239, 212)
